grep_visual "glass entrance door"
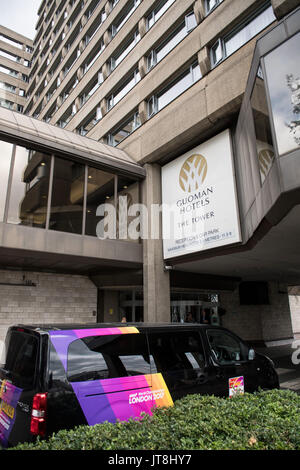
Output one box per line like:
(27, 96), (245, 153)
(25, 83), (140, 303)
(119, 289), (143, 322)
(170, 291), (220, 325)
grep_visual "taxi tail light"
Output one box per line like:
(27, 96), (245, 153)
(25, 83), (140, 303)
(30, 393), (48, 437)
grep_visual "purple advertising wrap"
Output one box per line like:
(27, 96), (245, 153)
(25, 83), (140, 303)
(0, 379), (23, 447)
(49, 327), (173, 426)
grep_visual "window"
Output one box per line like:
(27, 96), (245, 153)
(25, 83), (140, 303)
(3, 331), (38, 389)
(67, 333), (150, 381)
(0, 140), (13, 221)
(0, 82), (16, 94)
(7, 147), (51, 228)
(83, 40), (105, 74)
(49, 157), (85, 235)
(0, 65), (18, 78)
(111, 0), (141, 37)
(146, 0), (176, 30)
(264, 32), (300, 155)
(211, 39), (223, 66)
(206, 329), (247, 365)
(76, 105), (102, 136)
(107, 69), (140, 110)
(85, 167), (115, 237)
(0, 34), (23, 49)
(0, 49), (21, 63)
(79, 73), (102, 108)
(60, 75), (78, 103)
(210, 4), (276, 67)
(251, 66), (275, 184)
(108, 112), (141, 146)
(205, 0), (223, 15)
(148, 330), (205, 395)
(84, 9), (106, 45)
(109, 30), (140, 73)
(147, 13), (197, 71)
(148, 62), (201, 117)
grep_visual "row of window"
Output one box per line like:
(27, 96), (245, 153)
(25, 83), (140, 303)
(0, 81), (25, 96)
(106, 61), (201, 146)
(0, 33), (32, 52)
(0, 64), (29, 83)
(211, 3), (275, 67)
(27, 0), (275, 147)
(0, 48), (31, 67)
(74, 8), (197, 135)
(27, 0), (177, 118)
(29, 0), (121, 105)
(0, 139), (139, 239)
(104, 1), (276, 146)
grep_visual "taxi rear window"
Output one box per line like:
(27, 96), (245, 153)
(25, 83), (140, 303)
(4, 331), (38, 389)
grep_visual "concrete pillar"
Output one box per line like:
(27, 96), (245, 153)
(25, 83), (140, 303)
(142, 164), (170, 323)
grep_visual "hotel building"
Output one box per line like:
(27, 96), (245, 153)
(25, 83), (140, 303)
(0, 26), (33, 113)
(0, 0), (299, 346)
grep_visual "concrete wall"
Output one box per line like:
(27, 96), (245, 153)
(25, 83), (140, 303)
(0, 269), (97, 349)
(220, 282), (294, 343)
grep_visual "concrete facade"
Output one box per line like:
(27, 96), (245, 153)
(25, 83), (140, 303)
(0, 26), (33, 113)
(0, 0), (299, 345)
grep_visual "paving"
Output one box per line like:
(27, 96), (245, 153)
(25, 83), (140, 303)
(256, 336), (300, 395)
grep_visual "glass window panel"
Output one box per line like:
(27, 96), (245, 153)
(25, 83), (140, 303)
(156, 22), (187, 64)
(0, 65), (18, 77)
(7, 147), (51, 228)
(251, 67), (275, 184)
(185, 12), (197, 32)
(4, 331), (38, 389)
(206, 329), (246, 364)
(155, 0), (175, 23)
(264, 32), (300, 155)
(225, 6), (276, 57)
(207, 0), (218, 10)
(110, 112), (141, 146)
(148, 331), (205, 393)
(117, 176), (140, 241)
(49, 157), (85, 234)
(211, 40), (223, 65)
(158, 70), (192, 111)
(114, 70), (140, 106)
(85, 167), (115, 237)
(114, 31), (140, 68)
(67, 333), (150, 382)
(147, 0), (175, 30)
(0, 140), (13, 221)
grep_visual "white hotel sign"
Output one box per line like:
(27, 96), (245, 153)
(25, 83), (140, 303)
(161, 129), (241, 259)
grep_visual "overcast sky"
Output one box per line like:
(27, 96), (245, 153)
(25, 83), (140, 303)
(0, 0), (41, 39)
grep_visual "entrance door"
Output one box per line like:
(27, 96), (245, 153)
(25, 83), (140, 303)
(119, 289), (143, 322)
(170, 300), (220, 325)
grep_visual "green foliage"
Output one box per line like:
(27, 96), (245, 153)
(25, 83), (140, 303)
(11, 389), (300, 450)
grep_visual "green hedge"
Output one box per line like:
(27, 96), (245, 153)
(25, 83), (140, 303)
(11, 389), (300, 450)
